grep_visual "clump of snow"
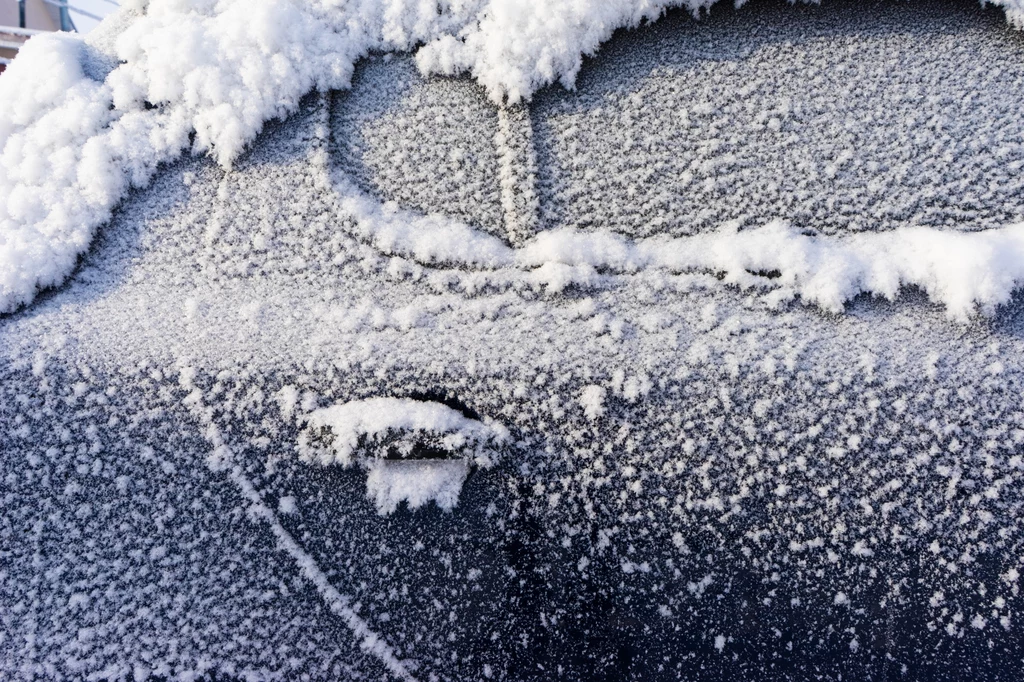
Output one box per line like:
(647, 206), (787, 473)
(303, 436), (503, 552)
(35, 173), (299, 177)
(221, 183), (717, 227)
(299, 398), (507, 513)
(517, 221), (1024, 320)
(0, 33), (120, 313)
(301, 397), (508, 468)
(4, 0), (1024, 314)
(365, 459), (470, 515)
(278, 495), (297, 514)
(579, 384), (607, 421)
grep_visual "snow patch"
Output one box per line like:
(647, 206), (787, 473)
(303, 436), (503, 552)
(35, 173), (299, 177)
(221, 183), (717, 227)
(517, 221), (1024, 320)
(365, 459), (470, 515)
(301, 397), (507, 468)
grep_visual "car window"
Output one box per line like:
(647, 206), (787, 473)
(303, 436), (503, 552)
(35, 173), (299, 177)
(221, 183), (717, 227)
(533, 1), (1024, 238)
(333, 54), (506, 239)
(333, 1), (1024, 247)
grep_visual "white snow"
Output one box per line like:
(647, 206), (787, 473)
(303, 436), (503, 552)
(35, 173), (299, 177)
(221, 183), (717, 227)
(3, 3), (1024, 674)
(278, 495), (297, 514)
(301, 397), (508, 468)
(517, 221), (1024, 320)
(365, 459), (470, 515)
(300, 398), (506, 513)
(4, 0), (1024, 315)
(579, 384), (607, 421)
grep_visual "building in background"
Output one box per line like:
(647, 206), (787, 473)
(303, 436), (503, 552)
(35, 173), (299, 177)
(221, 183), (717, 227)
(1, 0), (109, 73)
(1, 0), (70, 73)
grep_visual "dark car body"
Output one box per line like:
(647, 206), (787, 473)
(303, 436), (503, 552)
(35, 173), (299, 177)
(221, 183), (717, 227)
(3, 0), (1024, 680)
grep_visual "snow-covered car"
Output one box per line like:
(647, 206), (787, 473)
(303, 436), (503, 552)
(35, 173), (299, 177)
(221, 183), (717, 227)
(3, 0), (1024, 679)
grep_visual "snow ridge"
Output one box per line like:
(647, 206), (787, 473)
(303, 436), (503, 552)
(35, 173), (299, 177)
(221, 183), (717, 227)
(517, 221), (1024, 320)
(3, 0), (1024, 314)
(495, 103), (540, 245)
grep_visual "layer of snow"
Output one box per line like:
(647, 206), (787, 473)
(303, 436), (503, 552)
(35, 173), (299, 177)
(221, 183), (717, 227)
(301, 397), (508, 468)
(365, 459), (470, 514)
(3, 0), (1024, 315)
(518, 221), (1024, 320)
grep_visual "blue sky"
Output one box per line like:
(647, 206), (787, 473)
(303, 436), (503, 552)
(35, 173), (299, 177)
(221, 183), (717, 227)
(69, 0), (119, 33)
